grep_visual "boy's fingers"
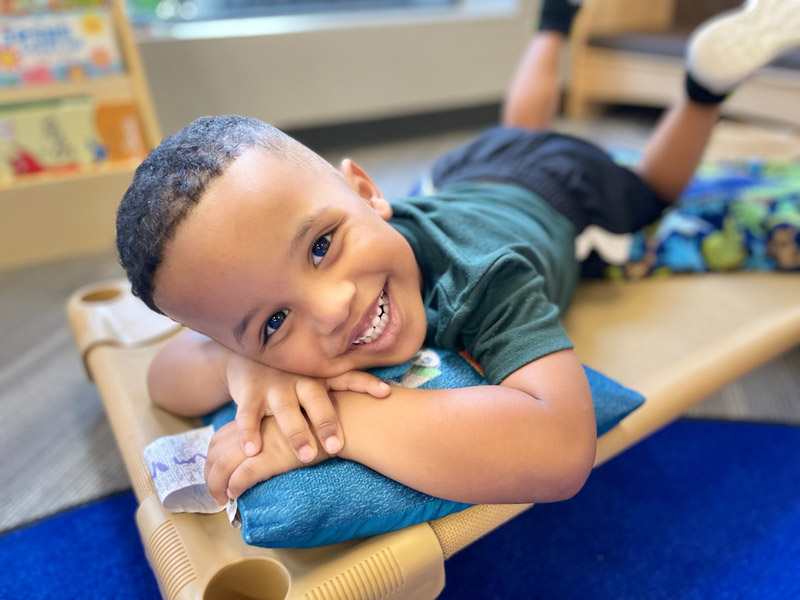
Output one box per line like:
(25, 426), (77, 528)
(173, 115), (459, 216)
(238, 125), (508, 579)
(227, 456), (272, 500)
(205, 422), (235, 480)
(234, 398), (264, 457)
(205, 441), (243, 505)
(327, 371), (391, 398)
(206, 464), (231, 506)
(296, 379), (343, 455)
(266, 388), (317, 463)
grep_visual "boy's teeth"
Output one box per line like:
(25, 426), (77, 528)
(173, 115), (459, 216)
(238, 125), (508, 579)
(353, 291), (388, 345)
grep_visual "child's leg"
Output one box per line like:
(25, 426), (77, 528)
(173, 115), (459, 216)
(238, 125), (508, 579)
(502, 0), (583, 130)
(636, 0), (800, 202)
(635, 99), (720, 202)
(502, 33), (567, 130)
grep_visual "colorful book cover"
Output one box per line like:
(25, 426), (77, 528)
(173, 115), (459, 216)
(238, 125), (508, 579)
(2, 1), (109, 15)
(0, 97), (107, 179)
(94, 101), (146, 161)
(0, 7), (124, 87)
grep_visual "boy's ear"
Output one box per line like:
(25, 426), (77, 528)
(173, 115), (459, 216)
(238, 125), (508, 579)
(340, 158), (392, 220)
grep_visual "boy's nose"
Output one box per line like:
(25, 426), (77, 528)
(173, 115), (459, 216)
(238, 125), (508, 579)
(309, 279), (356, 339)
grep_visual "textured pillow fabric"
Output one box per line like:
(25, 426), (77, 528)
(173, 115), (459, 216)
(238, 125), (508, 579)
(205, 348), (644, 548)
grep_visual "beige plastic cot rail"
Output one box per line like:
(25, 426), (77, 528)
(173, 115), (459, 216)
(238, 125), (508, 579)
(67, 272), (800, 600)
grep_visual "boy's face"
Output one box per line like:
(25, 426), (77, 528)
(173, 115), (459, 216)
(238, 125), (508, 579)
(154, 147), (427, 378)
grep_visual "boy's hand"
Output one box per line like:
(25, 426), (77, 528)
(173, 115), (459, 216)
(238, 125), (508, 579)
(224, 353), (391, 463)
(205, 418), (323, 505)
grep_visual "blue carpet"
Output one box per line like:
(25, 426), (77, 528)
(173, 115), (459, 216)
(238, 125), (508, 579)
(441, 419), (800, 600)
(0, 492), (160, 600)
(2, 419), (799, 599)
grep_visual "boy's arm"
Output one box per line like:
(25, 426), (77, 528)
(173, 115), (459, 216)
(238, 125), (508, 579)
(336, 348), (596, 504)
(147, 329), (232, 416)
(219, 348), (596, 505)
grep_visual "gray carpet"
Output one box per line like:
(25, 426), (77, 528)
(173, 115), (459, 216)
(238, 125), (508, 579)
(2, 118), (798, 534)
(0, 252), (129, 532)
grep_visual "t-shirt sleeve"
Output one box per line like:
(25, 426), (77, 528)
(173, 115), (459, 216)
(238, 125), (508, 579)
(450, 254), (574, 385)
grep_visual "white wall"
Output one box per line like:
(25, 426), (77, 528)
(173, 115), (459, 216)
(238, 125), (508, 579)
(136, 0), (537, 135)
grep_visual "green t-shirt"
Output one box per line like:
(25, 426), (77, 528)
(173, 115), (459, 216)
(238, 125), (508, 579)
(389, 181), (580, 384)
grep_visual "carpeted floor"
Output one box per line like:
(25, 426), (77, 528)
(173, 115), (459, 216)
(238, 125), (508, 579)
(3, 419), (799, 599)
(440, 419), (800, 600)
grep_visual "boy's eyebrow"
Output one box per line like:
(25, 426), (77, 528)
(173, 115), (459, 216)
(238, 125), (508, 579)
(233, 307), (259, 348)
(290, 206), (330, 258)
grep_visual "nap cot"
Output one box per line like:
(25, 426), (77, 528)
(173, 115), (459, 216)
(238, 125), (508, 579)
(66, 270), (800, 600)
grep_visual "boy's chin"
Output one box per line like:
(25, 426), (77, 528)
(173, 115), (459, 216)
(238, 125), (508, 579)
(380, 347), (420, 367)
(380, 334), (427, 367)
(349, 338), (423, 371)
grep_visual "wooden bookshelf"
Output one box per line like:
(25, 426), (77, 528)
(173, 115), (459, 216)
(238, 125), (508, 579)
(0, 0), (161, 270)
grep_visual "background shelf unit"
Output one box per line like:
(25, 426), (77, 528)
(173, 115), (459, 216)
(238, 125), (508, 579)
(0, 0), (161, 270)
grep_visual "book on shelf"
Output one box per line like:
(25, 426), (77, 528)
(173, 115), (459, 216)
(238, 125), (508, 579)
(0, 96), (147, 183)
(2, 1), (109, 14)
(0, 96), (105, 182)
(0, 1), (124, 88)
(94, 100), (146, 161)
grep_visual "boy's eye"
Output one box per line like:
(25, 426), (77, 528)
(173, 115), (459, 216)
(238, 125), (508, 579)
(264, 310), (287, 339)
(311, 233), (332, 266)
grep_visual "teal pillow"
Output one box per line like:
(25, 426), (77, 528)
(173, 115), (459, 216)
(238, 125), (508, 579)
(205, 348), (644, 548)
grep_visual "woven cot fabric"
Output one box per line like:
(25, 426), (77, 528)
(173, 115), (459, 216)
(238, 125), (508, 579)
(205, 348), (644, 548)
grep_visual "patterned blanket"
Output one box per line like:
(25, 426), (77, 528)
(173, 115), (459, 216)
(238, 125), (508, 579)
(603, 158), (800, 279)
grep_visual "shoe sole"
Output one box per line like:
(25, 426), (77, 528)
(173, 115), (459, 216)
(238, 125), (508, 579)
(688, 0), (800, 94)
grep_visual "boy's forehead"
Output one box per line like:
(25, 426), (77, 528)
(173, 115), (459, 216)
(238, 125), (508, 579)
(213, 147), (310, 200)
(207, 147), (348, 213)
(152, 147), (360, 333)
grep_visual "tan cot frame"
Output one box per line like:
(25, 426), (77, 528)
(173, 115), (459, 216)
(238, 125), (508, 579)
(67, 272), (800, 599)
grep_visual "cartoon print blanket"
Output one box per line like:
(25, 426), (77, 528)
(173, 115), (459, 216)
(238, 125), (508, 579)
(602, 158), (800, 279)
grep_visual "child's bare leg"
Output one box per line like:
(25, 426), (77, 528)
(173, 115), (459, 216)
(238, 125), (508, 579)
(502, 0), (582, 130)
(502, 33), (566, 130)
(636, 0), (800, 202)
(635, 99), (720, 202)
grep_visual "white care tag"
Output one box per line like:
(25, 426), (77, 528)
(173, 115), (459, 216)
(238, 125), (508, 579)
(143, 425), (225, 514)
(227, 497), (241, 530)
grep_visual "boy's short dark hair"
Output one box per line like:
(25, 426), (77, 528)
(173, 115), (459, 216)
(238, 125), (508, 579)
(116, 115), (311, 314)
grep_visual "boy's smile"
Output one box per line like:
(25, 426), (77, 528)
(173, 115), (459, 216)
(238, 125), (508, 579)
(154, 147), (427, 378)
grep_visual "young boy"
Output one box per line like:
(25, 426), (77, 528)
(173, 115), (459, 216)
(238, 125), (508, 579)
(116, 0), (800, 507)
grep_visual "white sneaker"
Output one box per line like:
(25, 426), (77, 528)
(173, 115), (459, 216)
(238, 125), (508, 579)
(687, 0), (800, 95)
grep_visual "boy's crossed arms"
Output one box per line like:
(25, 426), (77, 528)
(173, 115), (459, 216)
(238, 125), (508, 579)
(150, 328), (596, 506)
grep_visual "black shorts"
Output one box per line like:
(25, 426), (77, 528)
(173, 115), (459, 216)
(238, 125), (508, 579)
(430, 126), (668, 234)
